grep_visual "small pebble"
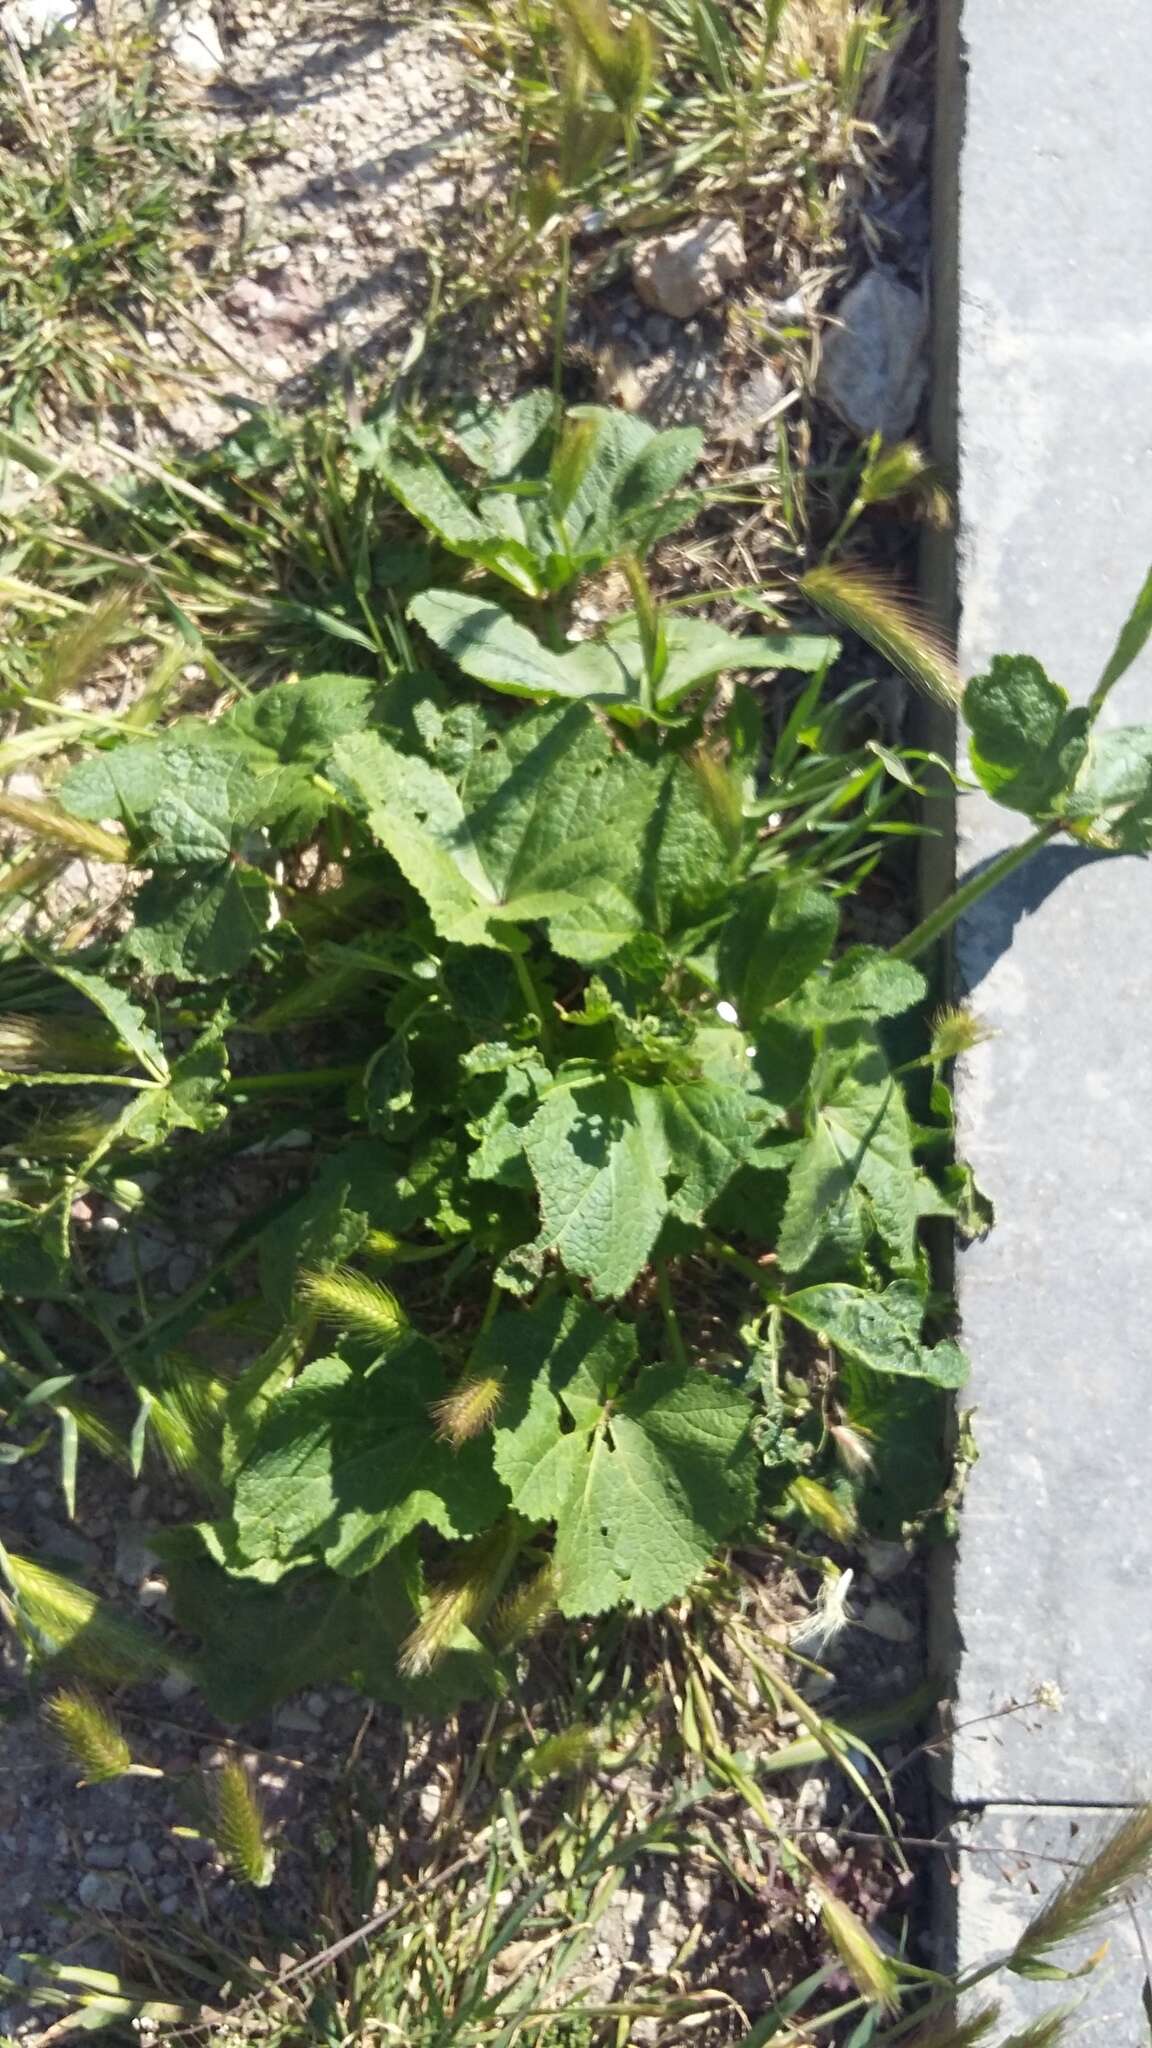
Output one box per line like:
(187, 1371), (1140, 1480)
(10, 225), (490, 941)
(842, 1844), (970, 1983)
(77, 1872), (127, 1911)
(166, 1252), (197, 1295)
(84, 1842), (127, 1871)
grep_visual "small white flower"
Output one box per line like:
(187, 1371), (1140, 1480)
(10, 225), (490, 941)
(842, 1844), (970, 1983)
(716, 999), (739, 1025)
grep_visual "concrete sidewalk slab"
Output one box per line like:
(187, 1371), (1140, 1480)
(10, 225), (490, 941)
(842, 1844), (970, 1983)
(942, 0), (1152, 1799)
(948, 1806), (1150, 2042)
(934, 0), (1152, 2032)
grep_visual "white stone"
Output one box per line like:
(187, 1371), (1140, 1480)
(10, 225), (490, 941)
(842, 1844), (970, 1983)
(632, 217), (746, 321)
(167, 8), (226, 80)
(1, 0), (77, 48)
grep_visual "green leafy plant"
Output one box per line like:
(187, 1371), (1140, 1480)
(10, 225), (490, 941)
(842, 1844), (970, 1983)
(4, 396), (1151, 1719)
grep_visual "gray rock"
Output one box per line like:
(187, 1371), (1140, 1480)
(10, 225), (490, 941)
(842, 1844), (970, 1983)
(126, 1840), (156, 1878)
(84, 1842), (127, 1870)
(166, 1252), (198, 1295)
(77, 1871), (127, 1911)
(275, 1701), (322, 1733)
(717, 363), (788, 446)
(115, 1528), (160, 1588)
(102, 1231), (172, 1288)
(632, 217), (746, 321)
(818, 268), (927, 439)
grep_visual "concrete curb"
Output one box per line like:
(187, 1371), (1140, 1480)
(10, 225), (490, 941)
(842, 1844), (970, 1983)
(930, 0), (1152, 2032)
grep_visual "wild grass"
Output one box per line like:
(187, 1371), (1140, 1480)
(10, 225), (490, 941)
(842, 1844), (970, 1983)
(0, 27), (254, 427)
(448, 0), (908, 326)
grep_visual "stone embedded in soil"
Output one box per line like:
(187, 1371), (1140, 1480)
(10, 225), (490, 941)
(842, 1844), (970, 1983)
(166, 6), (226, 78)
(83, 1842), (127, 1870)
(115, 1527), (162, 1587)
(2, 0), (77, 45)
(717, 362), (789, 446)
(818, 267), (928, 438)
(632, 217), (746, 320)
(76, 1871), (127, 1910)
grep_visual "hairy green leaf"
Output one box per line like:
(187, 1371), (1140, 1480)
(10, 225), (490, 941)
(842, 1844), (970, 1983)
(231, 1342), (506, 1576)
(964, 655), (1083, 814)
(523, 1039), (771, 1295)
(718, 876), (838, 1023)
(480, 1297), (756, 1614)
(779, 1035), (919, 1272)
(783, 1280), (968, 1388)
(788, 947), (925, 1025)
(125, 866), (274, 981)
(409, 590), (626, 704)
(330, 704), (653, 962)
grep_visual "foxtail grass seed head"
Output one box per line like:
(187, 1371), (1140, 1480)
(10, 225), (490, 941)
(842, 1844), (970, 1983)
(0, 793), (127, 863)
(556, 0), (654, 116)
(1011, 1802), (1152, 1967)
(524, 1724), (600, 1782)
(402, 1523), (527, 1675)
(801, 564), (961, 709)
(44, 1687), (133, 1783)
(400, 1574), (486, 1678)
(900, 2006), (1001, 2048)
(210, 1759), (274, 1888)
(41, 588), (135, 701)
(930, 1006), (996, 1063)
(691, 746), (745, 856)
(297, 1267), (408, 1349)
(23, 1104), (122, 1158)
(550, 415), (600, 516)
(0, 1014), (76, 1074)
(858, 440), (950, 525)
(491, 1564), (557, 1649)
(998, 2013), (1076, 2048)
(432, 1372), (505, 1445)
(2, 1550), (169, 1684)
(790, 1567), (854, 1656)
(831, 1422), (874, 1478)
(816, 1886), (899, 2012)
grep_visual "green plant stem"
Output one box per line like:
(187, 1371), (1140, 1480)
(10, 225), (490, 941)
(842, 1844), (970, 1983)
(706, 1235), (776, 1293)
(551, 227), (572, 411)
(655, 1259), (688, 1368)
(511, 951), (554, 1058)
(223, 1065), (363, 1096)
(890, 820), (1064, 963)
